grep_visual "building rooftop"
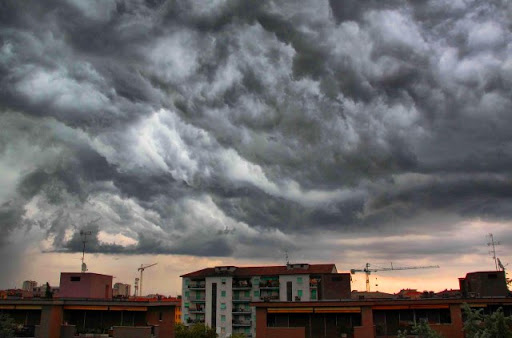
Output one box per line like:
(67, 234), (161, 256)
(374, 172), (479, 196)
(181, 263), (337, 278)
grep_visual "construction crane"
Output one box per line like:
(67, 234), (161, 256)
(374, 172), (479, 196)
(137, 263), (157, 297)
(350, 262), (440, 292)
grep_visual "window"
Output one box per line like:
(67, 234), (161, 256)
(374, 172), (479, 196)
(184, 302), (189, 308)
(184, 314), (189, 321)
(185, 279), (189, 285)
(221, 315), (226, 322)
(70, 276), (80, 282)
(245, 327), (250, 333)
(311, 289), (317, 300)
(297, 290), (303, 297)
(221, 290), (226, 297)
(244, 290), (250, 298)
(185, 291), (189, 298)
(254, 291), (260, 297)
(297, 277), (303, 284)
(220, 303), (226, 310)
(196, 291), (201, 300)
(253, 277), (260, 285)
(221, 278), (226, 284)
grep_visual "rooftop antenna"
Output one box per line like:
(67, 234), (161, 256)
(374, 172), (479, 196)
(285, 250), (290, 265)
(80, 230), (92, 273)
(487, 233), (501, 271)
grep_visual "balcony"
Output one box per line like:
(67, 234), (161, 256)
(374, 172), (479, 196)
(186, 317), (205, 324)
(259, 281), (279, 290)
(233, 320), (252, 327)
(232, 307), (251, 315)
(260, 295), (279, 301)
(232, 297), (251, 303)
(188, 283), (206, 290)
(189, 308), (205, 314)
(190, 298), (206, 303)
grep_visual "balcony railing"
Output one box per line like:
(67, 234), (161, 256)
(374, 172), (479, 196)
(233, 320), (252, 327)
(232, 281), (252, 288)
(190, 298), (206, 302)
(188, 283), (206, 289)
(232, 307), (251, 314)
(259, 281), (279, 288)
(260, 295), (279, 301)
(186, 318), (205, 324)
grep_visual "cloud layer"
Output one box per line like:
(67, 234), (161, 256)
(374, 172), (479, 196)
(1, 0), (511, 277)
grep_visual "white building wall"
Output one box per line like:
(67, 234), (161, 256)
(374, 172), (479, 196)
(279, 274), (310, 301)
(206, 276), (233, 338)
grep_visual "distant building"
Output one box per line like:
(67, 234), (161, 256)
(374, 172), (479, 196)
(59, 272), (113, 299)
(22, 280), (37, 292)
(352, 290), (395, 300)
(396, 288), (423, 299)
(32, 284), (60, 298)
(459, 270), (509, 298)
(113, 283), (131, 298)
(181, 263), (350, 337)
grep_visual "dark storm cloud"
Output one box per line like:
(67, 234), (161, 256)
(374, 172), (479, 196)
(0, 0), (511, 261)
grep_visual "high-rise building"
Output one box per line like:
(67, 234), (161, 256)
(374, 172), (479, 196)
(180, 263), (351, 337)
(22, 280), (37, 292)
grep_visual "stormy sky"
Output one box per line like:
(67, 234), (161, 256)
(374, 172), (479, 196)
(1, 0), (512, 293)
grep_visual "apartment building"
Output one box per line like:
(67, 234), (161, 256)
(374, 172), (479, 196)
(180, 263), (351, 337)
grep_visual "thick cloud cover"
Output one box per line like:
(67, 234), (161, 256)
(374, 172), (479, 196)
(1, 0), (511, 270)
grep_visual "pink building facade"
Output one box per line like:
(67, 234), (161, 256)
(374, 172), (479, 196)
(59, 273), (113, 299)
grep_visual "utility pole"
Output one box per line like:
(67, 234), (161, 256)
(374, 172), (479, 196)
(487, 233), (501, 271)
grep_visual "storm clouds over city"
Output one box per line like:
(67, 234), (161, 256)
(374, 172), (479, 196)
(0, 0), (511, 291)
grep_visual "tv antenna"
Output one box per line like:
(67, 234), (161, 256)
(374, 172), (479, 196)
(80, 230), (92, 272)
(285, 250), (290, 265)
(487, 233), (501, 271)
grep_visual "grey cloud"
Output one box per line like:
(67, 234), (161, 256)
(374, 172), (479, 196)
(0, 0), (511, 263)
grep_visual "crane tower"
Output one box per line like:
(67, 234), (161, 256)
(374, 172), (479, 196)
(350, 262), (440, 292)
(137, 263), (157, 297)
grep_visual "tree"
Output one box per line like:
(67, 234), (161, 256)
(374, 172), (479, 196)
(397, 320), (443, 338)
(462, 303), (512, 338)
(175, 323), (217, 338)
(229, 334), (247, 338)
(0, 313), (16, 338)
(44, 282), (53, 299)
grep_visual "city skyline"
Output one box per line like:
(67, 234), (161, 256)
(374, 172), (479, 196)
(1, 0), (511, 295)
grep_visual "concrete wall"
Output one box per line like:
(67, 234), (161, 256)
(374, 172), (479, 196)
(279, 274), (310, 301)
(112, 326), (151, 338)
(460, 271), (508, 297)
(59, 273), (113, 299)
(266, 327), (305, 338)
(320, 273), (351, 300)
(206, 276), (232, 338)
(60, 325), (76, 338)
(146, 305), (176, 338)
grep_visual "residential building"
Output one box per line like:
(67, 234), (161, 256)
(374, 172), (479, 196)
(180, 263), (350, 337)
(459, 270), (509, 298)
(59, 272), (113, 299)
(22, 280), (37, 292)
(113, 282), (131, 298)
(0, 297), (178, 338)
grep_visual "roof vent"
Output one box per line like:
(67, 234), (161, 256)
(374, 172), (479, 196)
(287, 263), (309, 270)
(214, 266), (237, 273)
